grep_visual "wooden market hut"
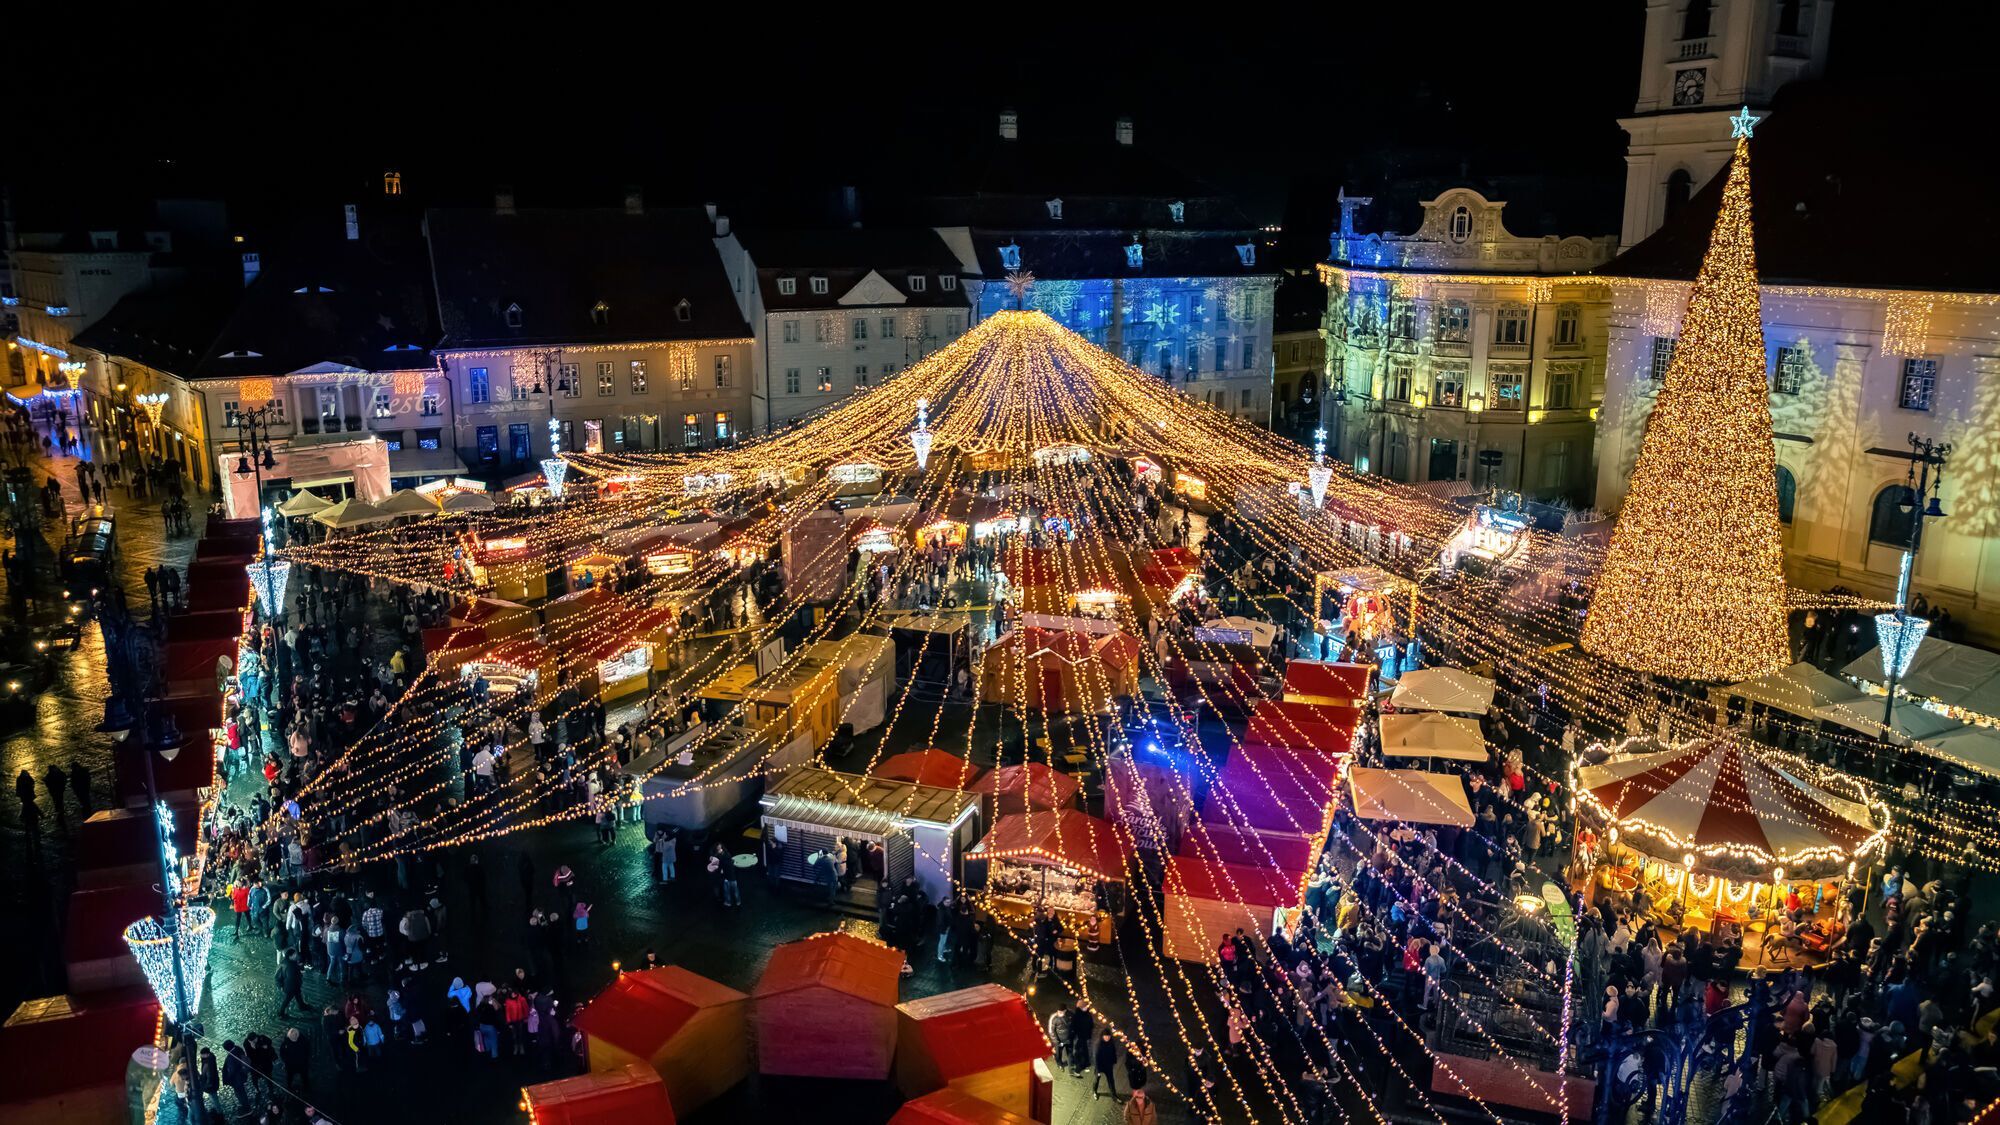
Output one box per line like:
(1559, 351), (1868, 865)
(969, 762), (1081, 818)
(894, 984), (1051, 1116)
(978, 627), (1140, 711)
(971, 809), (1131, 940)
(1282, 660), (1372, 706)
(752, 932), (907, 1080)
(890, 1088), (1045, 1125)
(1161, 851), (1309, 961)
(0, 991), (162, 1125)
(875, 749), (988, 791)
(572, 967), (749, 1116)
(521, 1062), (675, 1125)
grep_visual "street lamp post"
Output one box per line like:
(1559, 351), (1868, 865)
(124, 709), (207, 1125)
(1880, 433), (1951, 730)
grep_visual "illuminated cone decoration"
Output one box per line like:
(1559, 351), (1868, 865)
(1582, 115), (1792, 682)
(910, 397), (934, 470)
(1307, 426), (1332, 506)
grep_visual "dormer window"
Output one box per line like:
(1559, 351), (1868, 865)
(997, 243), (1022, 270)
(1124, 239), (1144, 269)
(908, 275), (927, 293)
(383, 343), (422, 353)
(591, 300), (610, 326)
(384, 170), (403, 196)
(1448, 205), (1473, 243)
(808, 276), (829, 295)
(675, 298), (693, 322)
(504, 302), (524, 328)
(940, 275), (957, 292)
(1168, 201), (1185, 224)
(1235, 243), (1257, 268)
(1045, 198), (1063, 220)
(777, 277), (797, 296)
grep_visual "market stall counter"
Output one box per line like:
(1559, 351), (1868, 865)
(969, 809), (1130, 942)
(760, 766), (982, 905)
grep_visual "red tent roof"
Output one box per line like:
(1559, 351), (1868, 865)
(574, 966), (746, 1059)
(523, 1062), (676, 1125)
(1246, 701), (1357, 756)
(184, 558), (252, 612)
(1284, 660), (1372, 702)
(193, 537), (257, 561)
(980, 810), (1131, 882)
(754, 932), (904, 1006)
(999, 547), (1064, 588)
(75, 804), (198, 876)
(64, 883), (165, 964)
(897, 984), (1049, 1080)
(1179, 821), (1319, 871)
(968, 763), (1081, 810)
(0, 990), (160, 1104)
(991, 628), (1140, 675)
(1166, 852), (1307, 910)
(891, 1088), (1041, 1125)
(874, 749), (987, 790)
(1152, 547), (1199, 568)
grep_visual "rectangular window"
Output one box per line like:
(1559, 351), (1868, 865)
(908, 275), (927, 292)
(881, 363), (897, 378)
(629, 359), (648, 394)
(946, 314), (961, 335)
(1388, 301), (1415, 339)
(222, 401), (241, 428)
(1899, 357), (1938, 411)
(809, 277), (829, 295)
(417, 429), (441, 451)
(852, 318), (868, 341)
(682, 413), (700, 447)
(1494, 306), (1530, 346)
(817, 367), (833, 392)
(782, 320), (800, 343)
(475, 425), (498, 462)
(777, 277), (797, 296)
(1649, 337), (1677, 382)
(1240, 389), (1254, 409)
(1387, 359), (1414, 402)
(940, 275), (957, 291)
(1429, 438), (1460, 482)
(383, 437), (402, 452)
(598, 361), (615, 396)
(1437, 301), (1471, 343)
(559, 363), (580, 398)
(315, 386), (342, 422)
(558, 420), (573, 452)
(881, 317), (896, 339)
(1554, 304), (1582, 347)
(1543, 440), (1573, 491)
(1490, 363), (1526, 407)
(508, 422), (531, 462)
(785, 368), (801, 394)
(1432, 364), (1465, 408)
(814, 319), (833, 343)
(714, 355), (732, 388)
(1772, 346), (1809, 395)
(1547, 362), (1579, 410)
(854, 365), (869, 388)
(715, 411), (731, 441)
(921, 314), (934, 338)
(583, 419), (603, 454)
(371, 388), (394, 418)
(510, 370), (530, 401)
(1241, 337), (1258, 373)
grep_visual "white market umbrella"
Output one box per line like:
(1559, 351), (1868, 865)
(441, 490), (496, 513)
(276, 490), (334, 517)
(1390, 667), (1496, 716)
(378, 489), (442, 517)
(313, 498), (391, 529)
(1378, 711), (1487, 761)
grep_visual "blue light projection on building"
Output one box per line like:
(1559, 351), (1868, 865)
(974, 275), (1275, 385)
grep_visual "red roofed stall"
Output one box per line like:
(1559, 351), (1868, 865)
(521, 1062), (674, 1125)
(752, 932), (906, 1080)
(1208, 737), (1344, 836)
(573, 966), (749, 1116)
(160, 610), (246, 696)
(894, 983), (1052, 1118)
(183, 557), (253, 613)
(875, 749), (988, 791)
(969, 762), (1080, 817)
(1161, 851), (1309, 962)
(891, 1088), (1044, 1125)
(974, 810), (1131, 943)
(0, 991), (161, 1125)
(63, 884), (161, 997)
(1283, 660), (1373, 706)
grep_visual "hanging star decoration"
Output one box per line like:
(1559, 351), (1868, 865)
(1729, 105), (1759, 139)
(1004, 270), (1037, 307)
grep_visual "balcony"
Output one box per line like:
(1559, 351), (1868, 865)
(1675, 37), (1713, 60)
(1489, 341), (1530, 357)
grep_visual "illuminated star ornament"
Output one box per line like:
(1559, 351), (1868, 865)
(1004, 270), (1036, 307)
(1729, 105), (1759, 139)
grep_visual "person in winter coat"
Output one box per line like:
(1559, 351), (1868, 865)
(1091, 1031), (1121, 1098)
(221, 1041), (251, 1111)
(276, 951), (306, 1018)
(278, 1027), (311, 1092)
(1123, 1087), (1159, 1125)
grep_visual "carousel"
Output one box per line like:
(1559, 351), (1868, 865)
(1572, 731), (1890, 957)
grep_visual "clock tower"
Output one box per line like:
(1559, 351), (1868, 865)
(1617, 0), (1834, 249)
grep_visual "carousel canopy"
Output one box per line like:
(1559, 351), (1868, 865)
(1378, 711), (1487, 761)
(1575, 733), (1887, 877)
(1389, 667), (1496, 716)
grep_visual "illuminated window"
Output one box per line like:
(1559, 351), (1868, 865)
(1432, 365), (1465, 407)
(785, 368), (801, 394)
(809, 277), (829, 295)
(418, 429), (441, 450)
(476, 425), (498, 462)
(714, 411), (731, 440)
(421, 391), (441, 416)
(558, 363), (580, 398)
(1388, 301), (1415, 339)
(782, 320), (800, 343)
(509, 423), (530, 461)
(1649, 337), (1677, 382)
(1448, 206), (1472, 243)
(371, 389), (394, 418)
(1490, 363), (1525, 407)
(714, 355), (732, 388)
(1898, 357), (1937, 411)
(222, 401), (241, 428)
(1554, 304), (1582, 347)
(384, 170), (403, 196)
(597, 362), (615, 396)
(817, 367), (833, 392)
(583, 419), (604, 454)
(814, 319), (833, 343)
(683, 413), (700, 446)
(1494, 305), (1530, 345)
(777, 277), (797, 296)
(1437, 301), (1470, 343)
(674, 298), (692, 322)
(1387, 359), (1413, 402)
(1772, 346), (1809, 395)
(630, 360), (647, 394)
(315, 386), (342, 422)
(591, 301), (610, 326)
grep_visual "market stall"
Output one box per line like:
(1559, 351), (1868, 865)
(1347, 766), (1475, 827)
(971, 809), (1129, 941)
(521, 1062), (675, 1125)
(1283, 660), (1372, 706)
(1439, 504), (1531, 573)
(1312, 565), (1415, 644)
(1245, 699), (1361, 756)
(893, 984), (1050, 1116)
(888, 613), (973, 689)
(465, 533), (550, 602)
(1161, 850), (1308, 962)
(1378, 711), (1488, 763)
(804, 633), (896, 733)
(377, 488), (441, 520)
(629, 720), (812, 833)
(1161, 641), (1265, 712)
(572, 966), (749, 1117)
(312, 497), (391, 533)
(698, 654), (842, 752)
(1389, 667), (1496, 716)
(1573, 733), (1889, 941)
(890, 1089), (1041, 1125)
(1209, 737), (1344, 836)
(969, 762), (1081, 817)
(1843, 634), (2000, 731)
(752, 932), (906, 1080)
(760, 766), (981, 904)
(874, 748), (987, 791)
(979, 627), (1140, 712)
(1712, 661), (1877, 734)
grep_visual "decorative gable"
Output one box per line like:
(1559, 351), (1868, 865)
(836, 270), (909, 307)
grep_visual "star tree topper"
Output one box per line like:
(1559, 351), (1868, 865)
(1004, 270), (1036, 307)
(1729, 105), (1759, 139)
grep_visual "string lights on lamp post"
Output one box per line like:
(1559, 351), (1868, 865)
(1878, 432), (1951, 730)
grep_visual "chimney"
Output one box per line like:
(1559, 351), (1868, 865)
(623, 186), (644, 215)
(704, 202), (718, 222)
(998, 108), (1019, 140)
(715, 215), (731, 238)
(1114, 116), (1134, 146)
(495, 186), (516, 216)
(344, 203), (361, 240)
(241, 251), (261, 288)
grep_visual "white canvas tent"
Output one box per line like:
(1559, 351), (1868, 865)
(1378, 711), (1487, 761)
(312, 498), (390, 529)
(805, 633), (895, 734)
(276, 489), (334, 517)
(1844, 636), (2000, 725)
(442, 490), (497, 513)
(377, 489), (441, 517)
(1713, 661), (1877, 734)
(1389, 667), (1496, 716)
(1348, 766), (1474, 827)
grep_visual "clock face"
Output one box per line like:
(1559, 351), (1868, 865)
(1674, 67), (1707, 106)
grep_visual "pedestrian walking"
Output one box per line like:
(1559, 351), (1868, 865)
(1092, 1031), (1121, 1098)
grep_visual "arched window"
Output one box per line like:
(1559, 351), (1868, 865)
(504, 302), (524, 328)
(1868, 484), (1917, 547)
(1448, 206), (1472, 243)
(1682, 0), (1712, 39)
(1664, 169), (1694, 223)
(1775, 464), (1796, 524)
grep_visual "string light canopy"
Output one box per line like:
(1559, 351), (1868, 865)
(1580, 123), (1793, 683)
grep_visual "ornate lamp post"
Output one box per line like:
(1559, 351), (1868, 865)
(1879, 433), (1951, 730)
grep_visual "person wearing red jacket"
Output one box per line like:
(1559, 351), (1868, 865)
(231, 882), (251, 941)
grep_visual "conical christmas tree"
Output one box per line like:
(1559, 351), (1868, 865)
(1581, 113), (1792, 682)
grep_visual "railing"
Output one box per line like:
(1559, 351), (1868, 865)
(1774, 32), (1809, 57)
(1676, 37), (1712, 60)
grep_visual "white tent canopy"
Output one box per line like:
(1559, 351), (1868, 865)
(276, 489), (334, 517)
(441, 490), (497, 513)
(1713, 661), (1877, 734)
(1348, 766), (1475, 827)
(1378, 711), (1487, 761)
(312, 498), (390, 529)
(377, 489), (441, 516)
(1844, 635), (2000, 723)
(1389, 667), (1496, 716)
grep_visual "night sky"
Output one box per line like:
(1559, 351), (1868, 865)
(5, 5), (1985, 261)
